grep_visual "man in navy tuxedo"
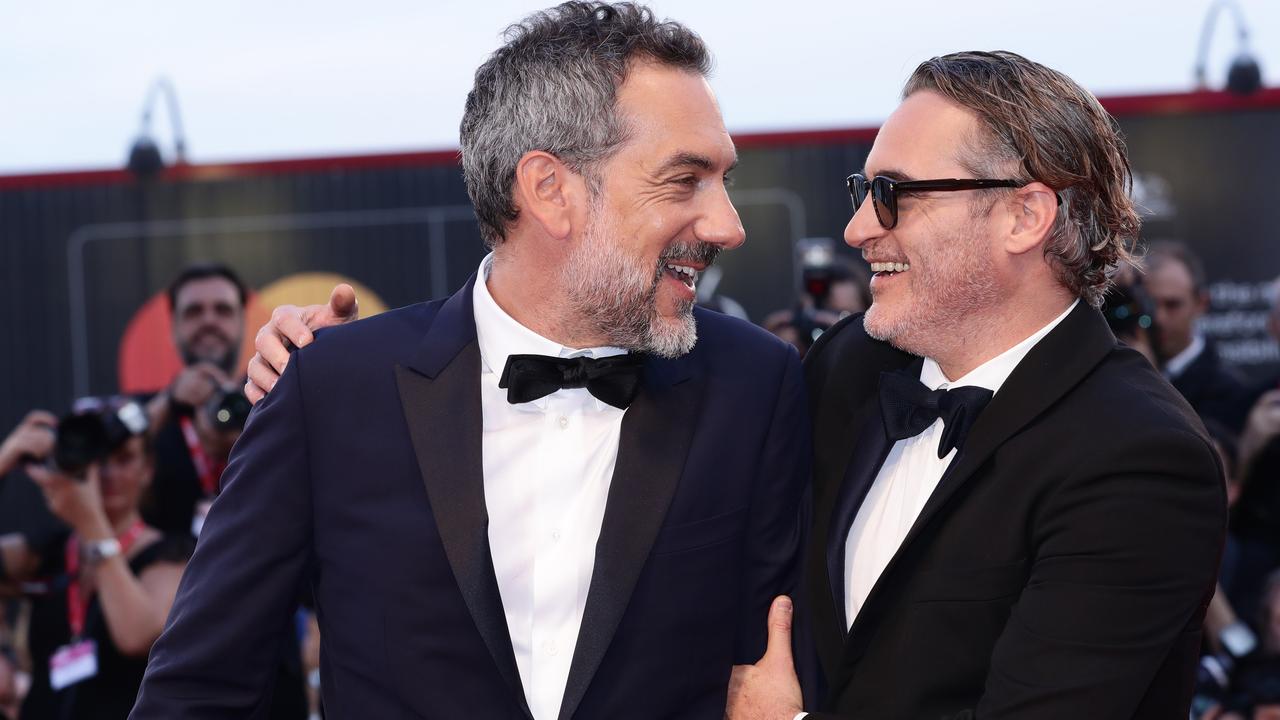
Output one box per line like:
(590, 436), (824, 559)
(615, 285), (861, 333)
(129, 4), (808, 719)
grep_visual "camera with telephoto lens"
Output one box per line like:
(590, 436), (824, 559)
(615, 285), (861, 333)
(41, 398), (149, 479)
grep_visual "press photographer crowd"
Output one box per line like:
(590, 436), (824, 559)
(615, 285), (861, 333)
(0, 265), (314, 720)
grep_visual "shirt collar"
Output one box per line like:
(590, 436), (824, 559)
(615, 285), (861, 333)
(471, 253), (628, 411)
(920, 299), (1078, 394)
(1162, 333), (1205, 380)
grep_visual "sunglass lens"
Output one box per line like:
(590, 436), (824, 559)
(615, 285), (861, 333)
(872, 177), (896, 229)
(848, 175), (868, 211)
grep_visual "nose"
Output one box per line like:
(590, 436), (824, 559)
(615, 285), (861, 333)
(844, 195), (884, 250)
(695, 184), (746, 250)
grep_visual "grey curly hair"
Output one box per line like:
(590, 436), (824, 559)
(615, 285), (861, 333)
(459, 2), (711, 249)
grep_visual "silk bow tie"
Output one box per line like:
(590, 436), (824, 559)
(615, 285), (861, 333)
(878, 370), (994, 459)
(499, 353), (644, 409)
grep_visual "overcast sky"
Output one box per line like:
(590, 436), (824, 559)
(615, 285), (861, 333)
(4, 0), (1277, 174)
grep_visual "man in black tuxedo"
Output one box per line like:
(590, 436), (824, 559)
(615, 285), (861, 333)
(727, 51), (1226, 719)
(130, 4), (808, 719)
(1145, 241), (1251, 431)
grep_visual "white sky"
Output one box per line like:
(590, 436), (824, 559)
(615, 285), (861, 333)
(3, 0), (1277, 174)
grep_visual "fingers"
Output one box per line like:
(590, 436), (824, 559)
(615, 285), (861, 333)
(762, 595), (794, 669)
(244, 378), (265, 406)
(273, 305), (316, 350)
(328, 284), (359, 322)
(256, 309), (299, 374)
(246, 354), (278, 400)
(22, 410), (58, 429)
(25, 462), (51, 486)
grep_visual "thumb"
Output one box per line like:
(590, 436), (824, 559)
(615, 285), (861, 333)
(328, 284), (359, 322)
(761, 595), (794, 668)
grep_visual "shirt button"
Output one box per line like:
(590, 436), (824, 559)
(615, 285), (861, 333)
(543, 639), (558, 656)
(557, 416), (569, 429)
(551, 529), (562, 542)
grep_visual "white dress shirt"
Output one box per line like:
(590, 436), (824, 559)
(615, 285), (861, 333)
(472, 254), (629, 720)
(1162, 332), (1205, 381)
(842, 300), (1078, 625)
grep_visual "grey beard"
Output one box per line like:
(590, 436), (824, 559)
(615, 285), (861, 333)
(560, 224), (717, 359)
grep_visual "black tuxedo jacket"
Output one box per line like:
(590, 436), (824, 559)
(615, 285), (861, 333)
(130, 276), (809, 720)
(799, 303), (1226, 719)
(1169, 339), (1251, 432)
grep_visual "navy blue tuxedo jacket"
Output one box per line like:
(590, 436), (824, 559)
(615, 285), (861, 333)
(130, 276), (809, 720)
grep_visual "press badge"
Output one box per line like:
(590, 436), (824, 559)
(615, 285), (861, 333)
(49, 639), (98, 690)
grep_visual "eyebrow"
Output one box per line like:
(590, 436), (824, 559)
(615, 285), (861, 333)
(656, 151), (739, 176)
(861, 167), (915, 182)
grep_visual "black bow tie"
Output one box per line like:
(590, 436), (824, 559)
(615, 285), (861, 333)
(499, 353), (644, 409)
(879, 370), (993, 459)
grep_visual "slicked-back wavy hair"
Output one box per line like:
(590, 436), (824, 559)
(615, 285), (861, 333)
(460, 2), (711, 249)
(903, 51), (1141, 308)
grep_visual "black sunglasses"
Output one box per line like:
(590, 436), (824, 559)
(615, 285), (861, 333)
(846, 173), (1026, 230)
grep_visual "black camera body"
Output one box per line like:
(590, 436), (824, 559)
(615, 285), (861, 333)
(205, 389), (252, 432)
(50, 400), (149, 478)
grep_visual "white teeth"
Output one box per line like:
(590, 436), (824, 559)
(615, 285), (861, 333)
(665, 263), (696, 278)
(870, 262), (910, 273)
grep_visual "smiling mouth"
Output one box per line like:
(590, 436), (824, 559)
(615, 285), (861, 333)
(869, 261), (910, 277)
(663, 262), (699, 290)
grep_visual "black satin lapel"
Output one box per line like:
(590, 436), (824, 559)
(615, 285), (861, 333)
(395, 350), (532, 719)
(824, 393), (895, 638)
(557, 362), (699, 720)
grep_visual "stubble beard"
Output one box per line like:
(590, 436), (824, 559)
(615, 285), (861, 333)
(863, 225), (1001, 361)
(559, 207), (712, 359)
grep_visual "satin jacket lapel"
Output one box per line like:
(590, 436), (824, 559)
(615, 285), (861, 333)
(844, 303), (1116, 659)
(396, 275), (533, 719)
(823, 370), (908, 637)
(557, 354), (699, 720)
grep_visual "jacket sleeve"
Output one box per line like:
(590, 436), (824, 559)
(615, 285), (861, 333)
(130, 352), (315, 719)
(735, 345), (812, 663)
(968, 426), (1225, 719)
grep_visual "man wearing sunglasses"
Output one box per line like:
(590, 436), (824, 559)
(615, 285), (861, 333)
(725, 51), (1225, 719)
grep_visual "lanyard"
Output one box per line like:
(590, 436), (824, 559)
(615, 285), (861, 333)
(179, 416), (226, 497)
(64, 520), (146, 638)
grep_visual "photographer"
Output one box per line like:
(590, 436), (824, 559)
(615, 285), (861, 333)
(0, 403), (191, 719)
(143, 263), (252, 538)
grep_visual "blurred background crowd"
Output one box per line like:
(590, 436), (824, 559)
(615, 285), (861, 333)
(2, 0), (1279, 718)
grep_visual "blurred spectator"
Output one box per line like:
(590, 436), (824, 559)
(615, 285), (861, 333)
(1227, 384), (1280, 625)
(142, 263), (252, 538)
(0, 403), (191, 719)
(1101, 277), (1158, 366)
(1144, 241), (1250, 431)
(762, 307), (830, 358)
(763, 255), (871, 357)
(695, 266), (751, 322)
(1198, 571), (1280, 719)
(804, 257), (871, 321)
